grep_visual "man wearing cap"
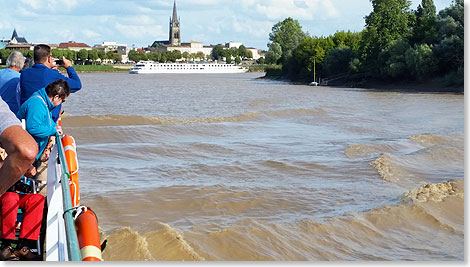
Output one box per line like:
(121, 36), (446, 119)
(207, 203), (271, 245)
(19, 44), (82, 122)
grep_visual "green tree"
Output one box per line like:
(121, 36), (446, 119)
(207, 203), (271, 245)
(434, 0), (463, 75)
(229, 47), (239, 58)
(0, 49), (10, 64)
(196, 52), (205, 61)
(238, 45), (251, 59)
(88, 50), (99, 64)
(293, 36), (335, 79)
(323, 47), (355, 76)
(77, 49), (88, 64)
(106, 51), (115, 62)
(265, 42), (282, 64)
(211, 45), (225, 61)
(113, 53), (122, 63)
(411, 0), (437, 45)
(226, 54), (232, 64)
(182, 51), (190, 60)
(97, 50), (106, 62)
(333, 31), (362, 53)
(170, 50), (182, 62)
(380, 39), (411, 79)
(21, 50), (33, 59)
(268, 17), (306, 64)
(51, 49), (64, 59)
(405, 43), (437, 80)
(148, 52), (161, 62)
(235, 56), (241, 65)
(360, 0), (413, 76)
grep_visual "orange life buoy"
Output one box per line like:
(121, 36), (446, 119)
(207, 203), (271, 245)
(61, 135), (80, 207)
(75, 208), (103, 261)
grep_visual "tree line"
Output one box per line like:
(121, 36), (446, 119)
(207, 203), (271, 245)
(0, 48), (123, 65)
(264, 0), (463, 87)
(129, 44), (253, 64)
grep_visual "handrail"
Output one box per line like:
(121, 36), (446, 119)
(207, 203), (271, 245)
(55, 133), (82, 261)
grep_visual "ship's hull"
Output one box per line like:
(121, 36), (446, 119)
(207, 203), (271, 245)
(129, 62), (248, 74)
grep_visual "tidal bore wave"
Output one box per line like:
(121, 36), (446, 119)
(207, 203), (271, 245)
(62, 108), (326, 127)
(98, 179), (463, 261)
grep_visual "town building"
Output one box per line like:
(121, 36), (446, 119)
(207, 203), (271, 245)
(58, 41), (92, 51)
(5, 29), (33, 50)
(93, 41), (129, 62)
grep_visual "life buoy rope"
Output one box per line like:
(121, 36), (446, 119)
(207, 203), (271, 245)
(61, 135), (80, 207)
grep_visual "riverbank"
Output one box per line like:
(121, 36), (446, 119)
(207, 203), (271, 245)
(346, 79), (464, 93)
(70, 65), (130, 73)
(0, 64), (131, 73)
(261, 72), (464, 94)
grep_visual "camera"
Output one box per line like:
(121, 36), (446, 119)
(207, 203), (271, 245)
(55, 59), (64, 66)
(8, 180), (32, 193)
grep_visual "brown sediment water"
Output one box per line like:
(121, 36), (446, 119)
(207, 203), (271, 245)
(60, 72), (463, 261)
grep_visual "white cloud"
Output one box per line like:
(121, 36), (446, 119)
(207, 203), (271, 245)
(239, 0), (339, 20)
(136, 6), (155, 14)
(19, 0), (42, 9)
(82, 29), (100, 39)
(115, 23), (166, 40)
(17, 7), (40, 17)
(231, 17), (272, 37)
(19, 0), (78, 11)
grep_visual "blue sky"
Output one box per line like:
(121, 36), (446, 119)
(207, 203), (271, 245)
(0, 0), (454, 50)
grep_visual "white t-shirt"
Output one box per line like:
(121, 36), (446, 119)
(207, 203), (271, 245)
(0, 98), (21, 135)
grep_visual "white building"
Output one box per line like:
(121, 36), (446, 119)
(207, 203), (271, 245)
(93, 41), (130, 62)
(226, 42), (243, 49)
(164, 41), (213, 58)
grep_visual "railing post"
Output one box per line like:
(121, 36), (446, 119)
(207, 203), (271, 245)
(55, 134), (82, 261)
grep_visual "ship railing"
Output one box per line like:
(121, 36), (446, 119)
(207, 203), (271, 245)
(55, 133), (82, 261)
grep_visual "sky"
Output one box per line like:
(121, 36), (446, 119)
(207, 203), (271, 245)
(0, 0), (455, 51)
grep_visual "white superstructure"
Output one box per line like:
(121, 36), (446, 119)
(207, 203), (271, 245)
(129, 61), (248, 74)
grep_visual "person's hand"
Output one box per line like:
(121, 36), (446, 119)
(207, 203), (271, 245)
(56, 126), (63, 135)
(62, 56), (73, 68)
(51, 62), (59, 70)
(24, 165), (37, 178)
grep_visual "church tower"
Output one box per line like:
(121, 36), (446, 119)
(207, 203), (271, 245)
(169, 1), (181, 46)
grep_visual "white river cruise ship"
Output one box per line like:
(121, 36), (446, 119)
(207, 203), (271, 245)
(129, 61), (248, 74)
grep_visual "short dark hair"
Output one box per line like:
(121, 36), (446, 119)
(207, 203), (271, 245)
(34, 44), (51, 63)
(45, 79), (71, 100)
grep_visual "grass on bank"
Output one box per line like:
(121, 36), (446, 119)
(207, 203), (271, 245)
(70, 65), (130, 72)
(0, 64), (130, 72)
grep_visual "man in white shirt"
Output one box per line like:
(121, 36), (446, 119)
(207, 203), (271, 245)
(0, 99), (37, 195)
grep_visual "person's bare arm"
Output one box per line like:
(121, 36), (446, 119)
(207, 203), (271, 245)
(0, 125), (37, 195)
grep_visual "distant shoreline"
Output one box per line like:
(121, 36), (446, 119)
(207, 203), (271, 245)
(259, 74), (464, 94)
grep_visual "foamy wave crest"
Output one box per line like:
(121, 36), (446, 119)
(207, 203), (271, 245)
(101, 227), (155, 261)
(345, 144), (396, 159)
(409, 134), (446, 146)
(62, 114), (259, 127)
(62, 108), (325, 127)
(403, 180), (464, 203)
(102, 223), (205, 261)
(370, 153), (400, 183)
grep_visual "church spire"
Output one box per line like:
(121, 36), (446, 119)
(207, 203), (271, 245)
(169, 0), (181, 46)
(172, 0), (179, 24)
(11, 28), (18, 40)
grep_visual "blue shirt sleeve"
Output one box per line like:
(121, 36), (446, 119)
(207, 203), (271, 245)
(22, 98), (57, 139)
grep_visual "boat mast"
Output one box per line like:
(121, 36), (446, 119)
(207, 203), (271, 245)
(313, 57), (316, 83)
